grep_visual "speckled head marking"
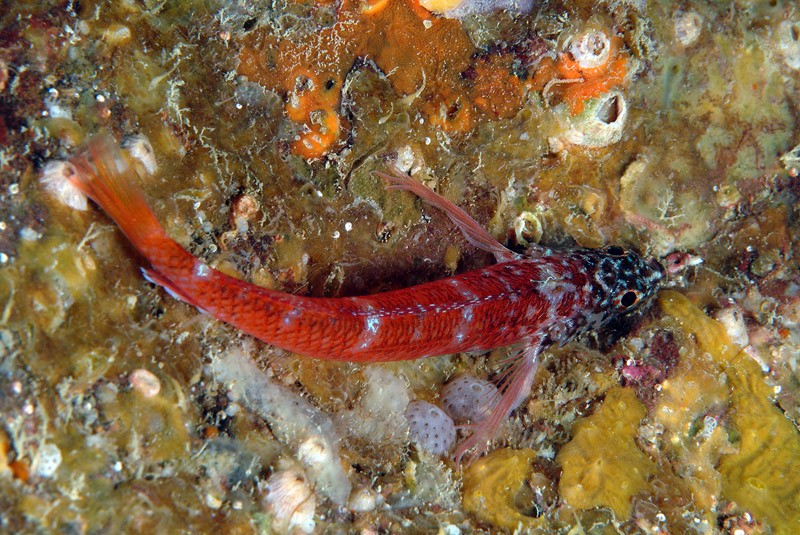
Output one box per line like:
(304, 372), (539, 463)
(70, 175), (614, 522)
(573, 245), (664, 335)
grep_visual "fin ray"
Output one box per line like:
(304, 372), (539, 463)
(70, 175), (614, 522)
(375, 167), (519, 263)
(454, 340), (542, 466)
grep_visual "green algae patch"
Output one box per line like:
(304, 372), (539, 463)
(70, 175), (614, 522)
(556, 386), (654, 520)
(461, 448), (543, 532)
(660, 291), (800, 534)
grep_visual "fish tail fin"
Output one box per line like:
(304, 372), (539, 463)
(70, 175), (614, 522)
(67, 135), (166, 250)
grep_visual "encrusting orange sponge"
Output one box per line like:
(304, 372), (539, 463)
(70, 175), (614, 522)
(532, 28), (628, 115)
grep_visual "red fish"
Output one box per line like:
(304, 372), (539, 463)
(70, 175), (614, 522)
(65, 136), (663, 463)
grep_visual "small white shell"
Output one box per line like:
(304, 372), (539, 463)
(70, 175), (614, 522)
(673, 11), (703, 48)
(39, 160), (87, 211)
(262, 469), (316, 534)
(714, 307), (749, 348)
(440, 375), (498, 424)
(33, 443), (62, 478)
(347, 485), (381, 512)
(129, 368), (161, 398)
(404, 401), (456, 455)
(569, 29), (611, 70)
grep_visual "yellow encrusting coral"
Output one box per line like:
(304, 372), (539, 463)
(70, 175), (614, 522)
(652, 354), (733, 511)
(659, 291), (800, 535)
(461, 448), (543, 531)
(556, 386), (655, 520)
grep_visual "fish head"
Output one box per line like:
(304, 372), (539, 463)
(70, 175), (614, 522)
(578, 245), (665, 332)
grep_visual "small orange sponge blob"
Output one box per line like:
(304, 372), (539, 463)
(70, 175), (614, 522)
(532, 27), (628, 116)
(284, 67), (344, 160)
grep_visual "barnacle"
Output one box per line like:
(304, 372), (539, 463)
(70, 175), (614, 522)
(261, 467), (316, 534)
(121, 134), (158, 175)
(550, 89), (628, 148)
(39, 160), (88, 211)
(673, 11), (703, 47)
(347, 485), (381, 511)
(128, 368), (161, 398)
(777, 19), (800, 70)
(101, 24), (131, 46)
(569, 29), (612, 71)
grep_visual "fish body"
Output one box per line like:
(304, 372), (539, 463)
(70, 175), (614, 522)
(65, 136), (663, 462)
(141, 237), (657, 362)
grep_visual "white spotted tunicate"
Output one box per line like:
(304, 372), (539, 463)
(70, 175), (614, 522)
(440, 374), (498, 424)
(404, 401), (456, 456)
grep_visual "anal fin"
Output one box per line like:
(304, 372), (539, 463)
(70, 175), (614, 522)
(142, 267), (201, 309)
(453, 339), (542, 466)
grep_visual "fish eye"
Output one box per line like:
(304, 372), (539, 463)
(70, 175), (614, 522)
(617, 290), (640, 308)
(605, 245), (625, 256)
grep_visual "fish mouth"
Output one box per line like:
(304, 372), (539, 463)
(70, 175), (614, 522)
(651, 258), (666, 279)
(647, 258), (667, 292)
